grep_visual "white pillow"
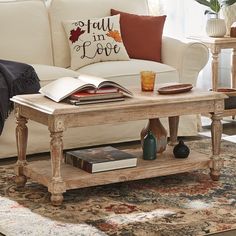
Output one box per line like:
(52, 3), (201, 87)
(63, 14), (130, 70)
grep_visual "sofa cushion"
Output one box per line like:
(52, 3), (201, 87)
(63, 15), (130, 70)
(49, 0), (149, 68)
(111, 9), (166, 63)
(33, 59), (178, 88)
(32, 64), (80, 87)
(0, 0), (53, 65)
(77, 59), (179, 87)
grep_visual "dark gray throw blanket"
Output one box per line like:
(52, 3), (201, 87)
(0, 59), (40, 135)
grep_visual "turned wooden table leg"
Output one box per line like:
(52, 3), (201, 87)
(14, 106), (28, 188)
(210, 112), (224, 181)
(48, 130), (66, 206)
(168, 116), (179, 146)
(211, 49), (220, 91)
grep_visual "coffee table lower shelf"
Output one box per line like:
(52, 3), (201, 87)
(22, 147), (210, 191)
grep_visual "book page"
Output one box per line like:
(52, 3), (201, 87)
(78, 74), (133, 96)
(78, 74), (107, 88)
(39, 77), (95, 102)
(99, 80), (133, 96)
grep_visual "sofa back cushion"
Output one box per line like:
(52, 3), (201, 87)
(49, 0), (149, 68)
(0, 0), (53, 65)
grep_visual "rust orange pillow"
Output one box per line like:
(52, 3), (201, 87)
(111, 9), (166, 62)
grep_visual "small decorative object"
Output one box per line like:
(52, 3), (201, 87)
(173, 139), (190, 159)
(140, 71), (156, 91)
(221, 4), (236, 36)
(143, 130), (157, 160)
(194, 0), (236, 37)
(230, 22), (236, 37)
(141, 118), (167, 153)
(157, 83), (193, 94)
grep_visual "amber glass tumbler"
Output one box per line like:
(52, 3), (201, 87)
(140, 71), (156, 91)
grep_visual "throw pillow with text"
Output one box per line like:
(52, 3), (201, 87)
(63, 15), (130, 70)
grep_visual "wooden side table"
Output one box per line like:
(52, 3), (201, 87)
(189, 36), (236, 116)
(189, 36), (236, 91)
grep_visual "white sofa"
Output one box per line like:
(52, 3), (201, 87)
(0, 0), (209, 159)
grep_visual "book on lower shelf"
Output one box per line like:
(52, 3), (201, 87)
(65, 146), (137, 173)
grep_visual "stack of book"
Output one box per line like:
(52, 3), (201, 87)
(39, 74), (133, 105)
(65, 146), (137, 173)
(68, 87), (125, 105)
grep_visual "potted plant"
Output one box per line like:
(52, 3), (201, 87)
(194, 0), (236, 36)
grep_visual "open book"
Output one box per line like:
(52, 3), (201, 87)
(39, 74), (133, 102)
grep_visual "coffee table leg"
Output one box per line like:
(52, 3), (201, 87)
(14, 106), (28, 188)
(168, 116), (179, 146)
(48, 130), (66, 206)
(210, 113), (224, 181)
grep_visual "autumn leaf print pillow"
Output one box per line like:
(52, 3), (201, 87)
(63, 14), (130, 70)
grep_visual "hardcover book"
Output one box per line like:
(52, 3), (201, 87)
(69, 90), (124, 102)
(39, 74), (133, 102)
(68, 97), (125, 105)
(65, 146), (137, 173)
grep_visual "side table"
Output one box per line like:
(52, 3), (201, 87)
(189, 36), (236, 116)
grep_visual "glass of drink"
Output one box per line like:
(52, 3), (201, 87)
(140, 71), (156, 91)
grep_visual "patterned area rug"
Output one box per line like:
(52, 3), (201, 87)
(0, 139), (235, 236)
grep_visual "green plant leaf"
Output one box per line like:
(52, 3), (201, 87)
(194, 0), (235, 13)
(209, 0), (221, 13)
(195, 0), (211, 7)
(204, 9), (216, 14)
(220, 0), (236, 7)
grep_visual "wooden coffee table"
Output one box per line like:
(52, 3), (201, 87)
(11, 86), (226, 206)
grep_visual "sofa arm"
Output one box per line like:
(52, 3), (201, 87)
(161, 36), (209, 85)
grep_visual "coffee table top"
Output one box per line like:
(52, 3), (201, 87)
(11, 86), (226, 115)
